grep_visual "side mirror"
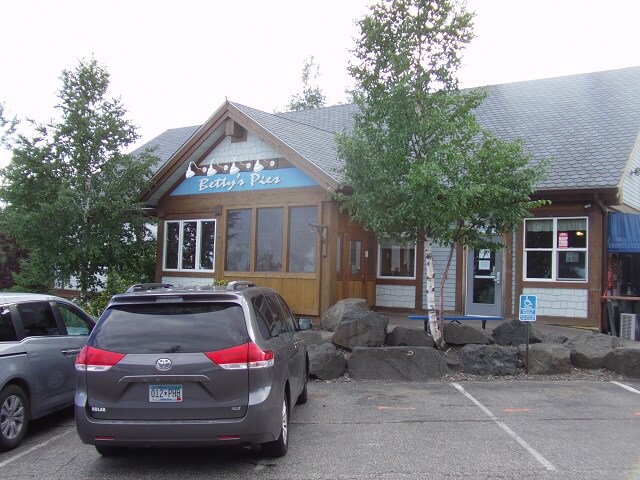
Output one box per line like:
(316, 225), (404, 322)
(297, 317), (313, 331)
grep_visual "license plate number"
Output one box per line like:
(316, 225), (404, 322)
(149, 384), (183, 402)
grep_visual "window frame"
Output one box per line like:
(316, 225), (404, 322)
(225, 205), (318, 275)
(523, 217), (588, 283)
(377, 237), (417, 280)
(163, 219), (217, 272)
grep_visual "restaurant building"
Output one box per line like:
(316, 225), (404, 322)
(138, 66), (640, 335)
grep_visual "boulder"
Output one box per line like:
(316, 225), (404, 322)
(331, 311), (389, 350)
(385, 326), (435, 347)
(308, 343), (347, 380)
(492, 319), (543, 346)
(539, 331), (569, 344)
(348, 347), (450, 380)
(567, 331), (622, 369)
(520, 343), (572, 375)
(603, 347), (640, 378)
(459, 344), (520, 375)
(443, 322), (493, 345)
(320, 298), (370, 331)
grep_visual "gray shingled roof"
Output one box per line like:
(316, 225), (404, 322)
(132, 125), (200, 173)
(476, 66), (640, 191)
(137, 66), (640, 192)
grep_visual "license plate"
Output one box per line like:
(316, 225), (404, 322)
(149, 384), (183, 402)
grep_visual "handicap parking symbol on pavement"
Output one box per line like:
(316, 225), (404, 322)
(519, 295), (537, 322)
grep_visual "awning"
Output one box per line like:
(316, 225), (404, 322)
(608, 212), (640, 253)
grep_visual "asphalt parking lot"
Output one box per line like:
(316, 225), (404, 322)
(1, 378), (639, 479)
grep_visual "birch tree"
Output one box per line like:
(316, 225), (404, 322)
(336, 0), (546, 348)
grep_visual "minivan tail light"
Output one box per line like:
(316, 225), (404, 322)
(205, 342), (274, 370)
(75, 345), (125, 372)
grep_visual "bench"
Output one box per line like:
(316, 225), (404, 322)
(408, 315), (503, 330)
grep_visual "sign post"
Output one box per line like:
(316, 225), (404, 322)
(519, 295), (538, 374)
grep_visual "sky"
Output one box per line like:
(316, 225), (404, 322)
(2, 0), (640, 167)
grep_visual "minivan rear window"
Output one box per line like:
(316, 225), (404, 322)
(89, 303), (249, 354)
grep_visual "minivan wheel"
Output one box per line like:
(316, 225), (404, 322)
(0, 385), (29, 452)
(261, 395), (289, 457)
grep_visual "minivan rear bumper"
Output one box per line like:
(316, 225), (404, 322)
(74, 389), (283, 448)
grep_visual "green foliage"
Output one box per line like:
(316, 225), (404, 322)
(0, 102), (18, 149)
(286, 56), (327, 111)
(81, 270), (155, 318)
(0, 58), (157, 297)
(336, 0), (548, 250)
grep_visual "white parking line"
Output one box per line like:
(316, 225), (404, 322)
(611, 381), (640, 395)
(451, 383), (556, 472)
(0, 430), (71, 469)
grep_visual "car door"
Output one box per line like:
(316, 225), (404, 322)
(270, 294), (306, 395)
(51, 301), (93, 400)
(16, 301), (79, 415)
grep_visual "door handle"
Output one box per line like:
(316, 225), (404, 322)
(62, 348), (81, 356)
(495, 272), (501, 285)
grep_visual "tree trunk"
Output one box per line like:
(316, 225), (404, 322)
(424, 237), (445, 349)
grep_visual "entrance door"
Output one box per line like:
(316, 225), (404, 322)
(340, 233), (373, 304)
(465, 242), (503, 317)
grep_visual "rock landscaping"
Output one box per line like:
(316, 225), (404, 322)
(307, 299), (640, 382)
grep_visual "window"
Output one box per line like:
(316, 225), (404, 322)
(225, 205), (319, 274)
(164, 220), (216, 271)
(378, 238), (416, 278)
(524, 217), (587, 281)
(288, 206), (317, 273)
(0, 307), (18, 342)
(226, 209), (251, 271)
(57, 303), (92, 336)
(18, 302), (59, 337)
(349, 240), (362, 275)
(256, 208), (283, 272)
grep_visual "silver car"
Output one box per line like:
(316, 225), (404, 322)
(75, 282), (310, 457)
(0, 293), (95, 451)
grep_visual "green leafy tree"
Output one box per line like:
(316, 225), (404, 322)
(286, 55), (327, 111)
(336, 0), (547, 347)
(0, 58), (156, 299)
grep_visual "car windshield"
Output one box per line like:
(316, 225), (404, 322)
(89, 302), (249, 354)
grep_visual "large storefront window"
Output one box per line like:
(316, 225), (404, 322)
(524, 217), (587, 281)
(225, 206), (318, 274)
(164, 219), (216, 271)
(378, 238), (416, 278)
(226, 209), (251, 271)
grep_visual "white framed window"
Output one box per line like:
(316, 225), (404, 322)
(377, 238), (416, 279)
(524, 217), (587, 282)
(164, 219), (216, 271)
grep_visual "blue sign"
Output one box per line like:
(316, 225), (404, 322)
(519, 295), (538, 322)
(171, 167), (318, 196)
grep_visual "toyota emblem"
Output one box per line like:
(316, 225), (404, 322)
(155, 358), (173, 371)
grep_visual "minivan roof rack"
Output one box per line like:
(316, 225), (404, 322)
(126, 283), (174, 293)
(225, 281), (256, 291)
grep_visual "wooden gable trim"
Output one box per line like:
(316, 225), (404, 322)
(140, 102), (233, 202)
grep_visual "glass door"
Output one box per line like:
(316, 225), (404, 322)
(465, 243), (503, 317)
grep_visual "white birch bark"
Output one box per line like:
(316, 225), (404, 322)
(424, 236), (444, 348)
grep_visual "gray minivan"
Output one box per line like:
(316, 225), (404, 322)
(75, 282), (310, 457)
(0, 293), (95, 451)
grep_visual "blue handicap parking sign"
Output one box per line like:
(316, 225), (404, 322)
(519, 295), (537, 322)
